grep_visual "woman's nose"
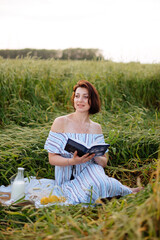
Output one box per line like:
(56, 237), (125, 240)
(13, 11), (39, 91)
(78, 96), (83, 101)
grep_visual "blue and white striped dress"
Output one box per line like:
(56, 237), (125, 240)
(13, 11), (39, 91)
(44, 131), (132, 204)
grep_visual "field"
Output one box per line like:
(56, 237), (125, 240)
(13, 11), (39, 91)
(0, 58), (160, 239)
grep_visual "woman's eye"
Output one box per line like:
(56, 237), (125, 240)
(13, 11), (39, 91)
(75, 95), (88, 98)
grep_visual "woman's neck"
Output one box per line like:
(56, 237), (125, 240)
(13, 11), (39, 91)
(72, 111), (90, 124)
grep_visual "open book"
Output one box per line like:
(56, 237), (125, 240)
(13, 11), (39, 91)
(64, 138), (110, 157)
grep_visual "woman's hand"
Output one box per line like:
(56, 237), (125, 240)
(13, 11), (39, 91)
(69, 151), (95, 165)
(49, 152), (94, 166)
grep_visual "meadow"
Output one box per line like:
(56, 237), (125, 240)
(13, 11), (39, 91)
(0, 58), (160, 239)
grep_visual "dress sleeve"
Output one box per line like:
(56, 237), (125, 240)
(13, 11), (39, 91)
(44, 131), (67, 154)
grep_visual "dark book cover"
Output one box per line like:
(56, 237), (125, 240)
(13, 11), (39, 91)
(64, 138), (110, 157)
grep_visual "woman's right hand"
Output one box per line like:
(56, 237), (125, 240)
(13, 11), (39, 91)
(70, 151), (95, 165)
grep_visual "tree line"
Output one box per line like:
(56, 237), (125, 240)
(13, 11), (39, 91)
(0, 48), (104, 60)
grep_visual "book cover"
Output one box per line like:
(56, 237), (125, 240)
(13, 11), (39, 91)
(64, 138), (110, 157)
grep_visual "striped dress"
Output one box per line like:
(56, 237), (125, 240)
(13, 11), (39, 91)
(44, 131), (132, 204)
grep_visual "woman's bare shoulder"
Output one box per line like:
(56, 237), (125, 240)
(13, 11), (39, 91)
(51, 115), (68, 132)
(90, 120), (102, 134)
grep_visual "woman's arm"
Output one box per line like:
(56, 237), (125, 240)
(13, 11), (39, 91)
(91, 123), (109, 168)
(49, 151), (95, 166)
(94, 152), (109, 168)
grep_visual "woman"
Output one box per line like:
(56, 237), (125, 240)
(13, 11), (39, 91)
(44, 80), (142, 204)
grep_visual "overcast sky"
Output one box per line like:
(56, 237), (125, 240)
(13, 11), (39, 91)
(0, 0), (160, 63)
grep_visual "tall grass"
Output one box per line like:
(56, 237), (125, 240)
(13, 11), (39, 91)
(0, 58), (160, 239)
(0, 58), (160, 126)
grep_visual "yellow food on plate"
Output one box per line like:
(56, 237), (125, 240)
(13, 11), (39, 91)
(40, 197), (49, 205)
(48, 195), (59, 203)
(40, 195), (67, 205)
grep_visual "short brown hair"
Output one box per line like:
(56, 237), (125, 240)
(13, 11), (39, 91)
(71, 80), (101, 114)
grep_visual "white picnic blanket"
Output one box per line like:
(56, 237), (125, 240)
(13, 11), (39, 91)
(0, 176), (69, 208)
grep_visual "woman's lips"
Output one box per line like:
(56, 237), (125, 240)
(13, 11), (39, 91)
(77, 104), (84, 107)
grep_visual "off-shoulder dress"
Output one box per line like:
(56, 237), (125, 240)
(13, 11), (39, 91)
(44, 131), (132, 204)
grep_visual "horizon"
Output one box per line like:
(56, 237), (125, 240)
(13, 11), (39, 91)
(0, 47), (159, 63)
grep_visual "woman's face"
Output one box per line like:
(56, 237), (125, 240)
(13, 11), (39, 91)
(74, 87), (90, 113)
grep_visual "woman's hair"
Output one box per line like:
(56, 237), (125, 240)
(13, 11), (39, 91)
(71, 80), (101, 114)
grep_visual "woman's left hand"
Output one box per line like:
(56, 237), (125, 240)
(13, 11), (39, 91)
(69, 151), (95, 165)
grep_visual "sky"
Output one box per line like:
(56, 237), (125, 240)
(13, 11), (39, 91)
(0, 0), (160, 63)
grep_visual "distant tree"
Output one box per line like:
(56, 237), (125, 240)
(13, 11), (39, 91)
(62, 48), (104, 60)
(0, 48), (104, 60)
